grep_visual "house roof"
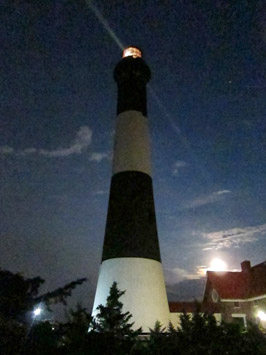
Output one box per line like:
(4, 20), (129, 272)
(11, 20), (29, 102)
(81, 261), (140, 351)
(205, 260), (266, 300)
(169, 301), (221, 313)
(249, 261), (266, 297)
(206, 271), (247, 299)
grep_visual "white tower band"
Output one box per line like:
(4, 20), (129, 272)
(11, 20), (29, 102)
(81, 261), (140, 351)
(92, 47), (170, 331)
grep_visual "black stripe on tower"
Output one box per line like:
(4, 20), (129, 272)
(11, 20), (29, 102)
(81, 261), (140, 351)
(102, 171), (161, 262)
(114, 56), (151, 116)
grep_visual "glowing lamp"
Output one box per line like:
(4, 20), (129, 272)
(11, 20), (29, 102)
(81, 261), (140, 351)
(122, 47), (142, 59)
(257, 310), (266, 321)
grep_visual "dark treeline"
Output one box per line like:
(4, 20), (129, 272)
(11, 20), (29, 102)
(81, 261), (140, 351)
(1, 269), (266, 355)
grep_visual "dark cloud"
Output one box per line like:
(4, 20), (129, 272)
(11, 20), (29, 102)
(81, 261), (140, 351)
(167, 278), (206, 302)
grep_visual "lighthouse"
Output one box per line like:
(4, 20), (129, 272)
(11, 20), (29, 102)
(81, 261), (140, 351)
(92, 47), (170, 331)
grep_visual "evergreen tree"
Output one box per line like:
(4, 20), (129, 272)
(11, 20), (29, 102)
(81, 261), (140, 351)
(57, 303), (92, 354)
(91, 282), (142, 355)
(26, 321), (60, 355)
(147, 321), (169, 355)
(94, 282), (136, 334)
(177, 310), (266, 355)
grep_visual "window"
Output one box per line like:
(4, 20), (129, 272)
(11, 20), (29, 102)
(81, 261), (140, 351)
(232, 317), (245, 327)
(232, 314), (247, 328)
(211, 289), (219, 303)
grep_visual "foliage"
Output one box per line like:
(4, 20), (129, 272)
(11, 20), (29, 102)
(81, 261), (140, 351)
(0, 268), (87, 322)
(177, 311), (266, 355)
(178, 311), (226, 354)
(93, 282), (140, 335)
(1, 271), (266, 354)
(145, 310), (266, 355)
(26, 321), (60, 355)
(0, 316), (26, 355)
(0, 269), (44, 322)
(0, 268), (87, 354)
(35, 278), (87, 308)
(147, 321), (170, 355)
(242, 322), (266, 355)
(90, 281), (142, 355)
(56, 303), (92, 354)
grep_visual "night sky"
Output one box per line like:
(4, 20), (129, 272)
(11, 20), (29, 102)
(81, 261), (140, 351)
(1, 0), (266, 314)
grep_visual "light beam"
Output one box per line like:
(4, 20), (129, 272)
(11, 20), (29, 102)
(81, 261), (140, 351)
(85, 0), (124, 50)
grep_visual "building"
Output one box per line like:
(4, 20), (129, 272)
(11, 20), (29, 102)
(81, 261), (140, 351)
(203, 260), (266, 328)
(92, 47), (170, 332)
(169, 260), (266, 329)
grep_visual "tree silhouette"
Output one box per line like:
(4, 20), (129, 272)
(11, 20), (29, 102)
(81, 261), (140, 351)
(91, 281), (142, 355)
(0, 268), (87, 322)
(0, 268), (87, 355)
(56, 303), (92, 354)
(94, 282), (137, 334)
(1, 271), (266, 355)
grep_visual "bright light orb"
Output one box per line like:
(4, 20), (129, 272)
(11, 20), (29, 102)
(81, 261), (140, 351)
(209, 258), (227, 272)
(33, 307), (42, 317)
(257, 310), (266, 321)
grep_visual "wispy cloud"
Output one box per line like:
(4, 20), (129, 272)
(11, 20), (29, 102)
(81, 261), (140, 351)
(40, 126), (92, 157)
(201, 223), (266, 250)
(172, 160), (187, 176)
(23, 148), (37, 154)
(194, 265), (208, 276)
(216, 190), (231, 195)
(185, 190), (231, 209)
(92, 190), (108, 195)
(0, 126), (93, 158)
(89, 152), (110, 163)
(164, 267), (200, 284)
(0, 146), (14, 155)
(17, 148), (37, 156)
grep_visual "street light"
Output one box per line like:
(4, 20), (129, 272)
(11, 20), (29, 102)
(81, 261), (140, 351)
(257, 310), (266, 321)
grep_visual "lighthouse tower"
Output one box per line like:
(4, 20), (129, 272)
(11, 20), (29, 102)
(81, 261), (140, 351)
(92, 47), (170, 331)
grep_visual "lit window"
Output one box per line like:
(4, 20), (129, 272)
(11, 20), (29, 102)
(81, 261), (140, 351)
(122, 47), (142, 59)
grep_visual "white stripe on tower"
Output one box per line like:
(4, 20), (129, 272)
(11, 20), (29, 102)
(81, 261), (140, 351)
(92, 47), (170, 332)
(113, 110), (151, 175)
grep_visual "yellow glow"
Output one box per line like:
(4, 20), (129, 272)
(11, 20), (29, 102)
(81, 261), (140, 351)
(257, 310), (266, 321)
(122, 47), (142, 59)
(197, 266), (208, 277)
(197, 259), (228, 275)
(209, 258), (227, 271)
